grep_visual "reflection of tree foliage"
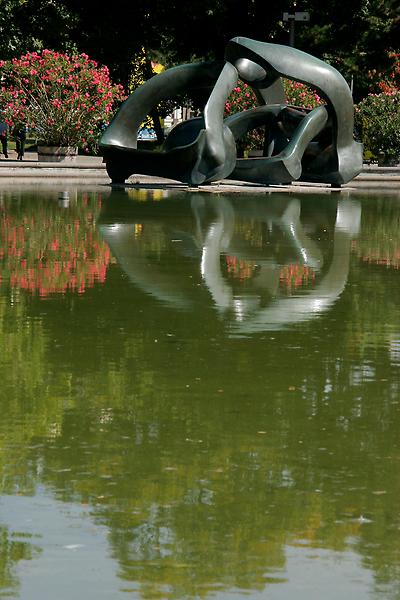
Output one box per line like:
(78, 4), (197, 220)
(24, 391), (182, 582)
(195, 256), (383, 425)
(0, 292), (50, 496)
(352, 198), (400, 269)
(0, 525), (40, 596)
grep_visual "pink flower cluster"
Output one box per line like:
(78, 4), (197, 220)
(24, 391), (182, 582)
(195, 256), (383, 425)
(283, 80), (323, 110)
(0, 50), (126, 149)
(225, 81), (258, 116)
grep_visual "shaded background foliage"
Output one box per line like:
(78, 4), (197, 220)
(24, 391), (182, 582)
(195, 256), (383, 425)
(0, 0), (399, 100)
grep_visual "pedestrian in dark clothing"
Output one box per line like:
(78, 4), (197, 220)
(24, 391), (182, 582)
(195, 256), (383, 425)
(13, 123), (27, 160)
(0, 121), (9, 158)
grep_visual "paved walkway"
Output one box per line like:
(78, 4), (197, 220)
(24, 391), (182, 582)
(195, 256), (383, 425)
(0, 151), (399, 193)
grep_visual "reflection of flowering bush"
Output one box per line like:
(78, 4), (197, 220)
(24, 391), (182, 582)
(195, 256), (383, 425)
(0, 50), (126, 151)
(225, 255), (259, 281)
(279, 263), (316, 293)
(224, 256), (317, 292)
(353, 244), (400, 269)
(0, 195), (113, 296)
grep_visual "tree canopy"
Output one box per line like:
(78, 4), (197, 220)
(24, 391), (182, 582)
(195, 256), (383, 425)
(0, 0), (399, 98)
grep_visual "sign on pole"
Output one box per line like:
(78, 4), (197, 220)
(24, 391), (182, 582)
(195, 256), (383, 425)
(282, 12), (310, 46)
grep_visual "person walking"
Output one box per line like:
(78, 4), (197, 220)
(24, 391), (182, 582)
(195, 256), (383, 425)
(0, 120), (9, 158)
(13, 122), (27, 160)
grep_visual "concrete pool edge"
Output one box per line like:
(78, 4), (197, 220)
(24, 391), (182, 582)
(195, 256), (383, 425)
(0, 153), (399, 193)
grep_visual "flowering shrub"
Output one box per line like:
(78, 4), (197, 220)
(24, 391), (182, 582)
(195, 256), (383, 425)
(0, 50), (126, 151)
(225, 80), (263, 152)
(355, 91), (400, 164)
(0, 194), (114, 296)
(225, 81), (258, 116)
(368, 52), (400, 94)
(283, 80), (323, 110)
(378, 53), (400, 93)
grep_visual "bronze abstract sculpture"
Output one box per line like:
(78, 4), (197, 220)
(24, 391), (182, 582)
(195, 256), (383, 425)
(100, 37), (363, 186)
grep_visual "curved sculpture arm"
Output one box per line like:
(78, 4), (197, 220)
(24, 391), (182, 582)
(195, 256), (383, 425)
(225, 37), (362, 184)
(224, 104), (285, 140)
(228, 105), (328, 184)
(100, 61), (223, 150)
(282, 106), (328, 157)
(193, 62), (238, 184)
(256, 78), (286, 105)
(225, 37), (353, 146)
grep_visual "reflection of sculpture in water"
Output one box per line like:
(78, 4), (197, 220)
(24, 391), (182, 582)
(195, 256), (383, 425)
(199, 196), (361, 334)
(100, 37), (362, 187)
(98, 193), (360, 333)
(198, 196), (323, 317)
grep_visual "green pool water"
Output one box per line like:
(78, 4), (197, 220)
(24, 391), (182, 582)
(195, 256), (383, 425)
(0, 185), (400, 599)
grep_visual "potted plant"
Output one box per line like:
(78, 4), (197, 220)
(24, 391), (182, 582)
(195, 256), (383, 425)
(0, 50), (126, 160)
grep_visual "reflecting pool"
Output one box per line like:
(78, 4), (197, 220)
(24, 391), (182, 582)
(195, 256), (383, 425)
(1, 185), (400, 599)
